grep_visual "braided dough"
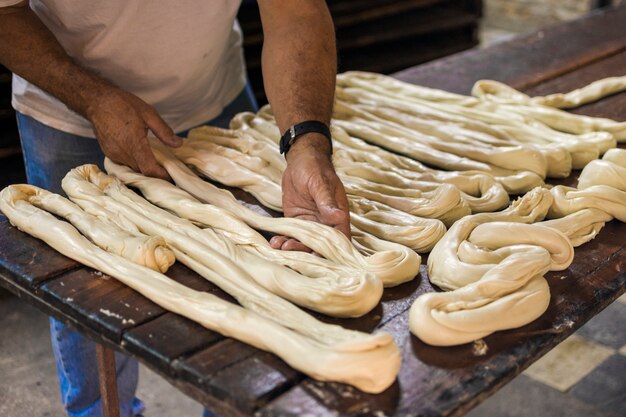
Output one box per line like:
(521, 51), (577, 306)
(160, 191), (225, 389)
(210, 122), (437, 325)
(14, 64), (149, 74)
(63, 165), (385, 318)
(0, 182), (400, 393)
(176, 122), (450, 252)
(0, 185), (174, 273)
(145, 140), (420, 285)
(337, 72), (624, 176)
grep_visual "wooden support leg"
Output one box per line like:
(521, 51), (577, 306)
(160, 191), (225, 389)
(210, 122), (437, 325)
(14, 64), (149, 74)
(96, 344), (121, 417)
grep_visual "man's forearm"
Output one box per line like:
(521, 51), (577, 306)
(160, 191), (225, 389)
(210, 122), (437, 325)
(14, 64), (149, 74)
(0, 4), (114, 120)
(258, 0), (336, 154)
(0, 3), (180, 180)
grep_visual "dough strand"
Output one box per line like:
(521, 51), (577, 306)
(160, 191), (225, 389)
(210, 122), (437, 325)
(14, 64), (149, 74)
(0, 183), (400, 393)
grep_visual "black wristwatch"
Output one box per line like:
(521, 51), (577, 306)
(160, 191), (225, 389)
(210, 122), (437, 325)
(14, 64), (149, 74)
(279, 120), (333, 156)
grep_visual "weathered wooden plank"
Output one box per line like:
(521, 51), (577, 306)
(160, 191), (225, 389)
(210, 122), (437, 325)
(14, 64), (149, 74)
(260, 386), (343, 417)
(121, 263), (231, 374)
(176, 339), (259, 384)
(206, 353), (302, 414)
(39, 268), (165, 342)
(0, 215), (80, 288)
(122, 313), (223, 376)
(0, 271), (126, 353)
(524, 50), (626, 121)
(174, 336), (301, 413)
(393, 5), (626, 93)
(524, 50), (626, 98)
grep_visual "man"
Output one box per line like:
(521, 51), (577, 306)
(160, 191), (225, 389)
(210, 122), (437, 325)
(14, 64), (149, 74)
(0, 1), (351, 416)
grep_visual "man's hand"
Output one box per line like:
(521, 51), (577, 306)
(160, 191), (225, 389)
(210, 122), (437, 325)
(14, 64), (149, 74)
(87, 88), (182, 180)
(258, 1), (345, 251)
(0, 4), (180, 181)
(270, 133), (351, 252)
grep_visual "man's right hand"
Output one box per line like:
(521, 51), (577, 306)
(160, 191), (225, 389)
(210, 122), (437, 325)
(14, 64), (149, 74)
(87, 88), (182, 181)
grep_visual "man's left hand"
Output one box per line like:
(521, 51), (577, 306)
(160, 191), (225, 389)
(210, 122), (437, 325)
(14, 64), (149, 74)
(270, 133), (351, 252)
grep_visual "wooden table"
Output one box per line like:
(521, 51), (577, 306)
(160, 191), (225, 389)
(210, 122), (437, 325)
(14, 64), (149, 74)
(1, 6), (626, 417)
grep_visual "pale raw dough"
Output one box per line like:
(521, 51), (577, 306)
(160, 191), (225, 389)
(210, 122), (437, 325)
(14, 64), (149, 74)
(0, 184), (174, 272)
(346, 194), (445, 252)
(177, 124), (451, 252)
(548, 149), (626, 223)
(3, 72), (625, 365)
(337, 72), (623, 173)
(145, 140), (421, 286)
(410, 149), (626, 346)
(181, 122), (471, 226)
(241, 109), (512, 215)
(175, 125), (459, 249)
(333, 99), (549, 179)
(0, 183), (400, 393)
(173, 74), (626, 348)
(63, 165), (385, 318)
(472, 78), (626, 139)
(410, 188), (574, 346)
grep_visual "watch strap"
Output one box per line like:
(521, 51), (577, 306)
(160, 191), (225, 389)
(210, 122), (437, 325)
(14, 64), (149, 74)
(279, 120), (332, 155)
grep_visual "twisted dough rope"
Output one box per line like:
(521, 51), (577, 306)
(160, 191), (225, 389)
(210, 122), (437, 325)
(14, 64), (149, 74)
(355, 71), (623, 146)
(106, 159), (372, 282)
(145, 141), (420, 285)
(410, 188), (575, 346)
(0, 184), (400, 393)
(177, 126), (447, 252)
(333, 98), (550, 180)
(338, 84), (582, 183)
(161, 120), (443, 257)
(229, 113), (456, 252)
(179, 120), (469, 228)
(410, 149), (626, 346)
(105, 159), (421, 308)
(548, 148), (626, 223)
(472, 78), (626, 140)
(338, 72), (621, 170)
(0, 185), (174, 273)
(333, 87), (557, 190)
(333, 95), (574, 180)
(63, 165), (383, 318)
(239, 111), (511, 214)
(228, 111), (471, 227)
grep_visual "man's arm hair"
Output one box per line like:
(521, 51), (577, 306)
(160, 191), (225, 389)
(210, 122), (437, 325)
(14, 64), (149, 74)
(257, 0), (336, 155)
(0, 1), (113, 120)
(0, 2), (180, 180)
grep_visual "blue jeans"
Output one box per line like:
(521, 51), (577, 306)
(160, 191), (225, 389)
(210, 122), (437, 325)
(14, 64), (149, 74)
(17, 84), (257, 417)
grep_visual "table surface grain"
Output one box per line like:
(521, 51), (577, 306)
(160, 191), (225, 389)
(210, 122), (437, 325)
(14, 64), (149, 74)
(1, 5), (625, 417)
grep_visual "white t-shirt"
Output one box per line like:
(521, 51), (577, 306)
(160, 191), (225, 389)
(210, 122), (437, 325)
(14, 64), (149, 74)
(2, 0), (246, 137)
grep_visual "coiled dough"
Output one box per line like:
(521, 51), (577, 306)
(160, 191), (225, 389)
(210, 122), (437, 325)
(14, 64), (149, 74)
(410, 149), (626, 346)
